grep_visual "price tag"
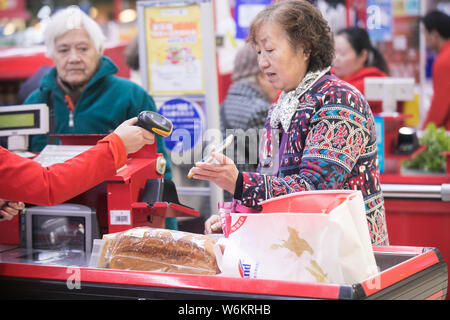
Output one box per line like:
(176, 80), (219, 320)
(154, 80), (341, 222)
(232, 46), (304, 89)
(110, 210), (131, 225)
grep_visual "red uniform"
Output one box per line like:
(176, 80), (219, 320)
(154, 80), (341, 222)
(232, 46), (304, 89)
(338, 67), (387, 114)
(0, 133), (126, 205)
(422, 41), (450, 130)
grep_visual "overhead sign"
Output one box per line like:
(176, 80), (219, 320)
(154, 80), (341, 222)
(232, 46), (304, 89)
(138, 0), (223, 211)
(367, 0), (393, 42)
(235, 0), (271, 40)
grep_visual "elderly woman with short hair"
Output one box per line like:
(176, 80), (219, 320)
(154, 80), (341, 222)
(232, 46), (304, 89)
(196, 0), (388, 245)
(24, 6), (175, 229)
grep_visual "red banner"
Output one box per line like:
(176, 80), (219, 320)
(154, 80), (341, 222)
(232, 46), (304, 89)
(0, 0), (29, 19)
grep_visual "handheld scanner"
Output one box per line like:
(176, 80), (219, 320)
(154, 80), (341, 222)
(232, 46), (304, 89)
(136, 111), (173, 137)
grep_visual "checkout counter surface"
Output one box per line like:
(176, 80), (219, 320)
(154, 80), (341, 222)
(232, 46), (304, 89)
(0, 245), (447, 300)
(380, 173), (450, 301)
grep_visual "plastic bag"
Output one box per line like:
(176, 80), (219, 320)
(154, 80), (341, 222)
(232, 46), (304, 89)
(89, 227), (221, 275)
(218, 199), (259, 237)
(216, 190), (379, 284)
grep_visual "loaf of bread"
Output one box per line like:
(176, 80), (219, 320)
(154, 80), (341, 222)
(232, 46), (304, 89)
(99, 227), (220, 275)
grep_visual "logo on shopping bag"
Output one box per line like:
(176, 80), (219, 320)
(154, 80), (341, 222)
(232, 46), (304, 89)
(230, 216), (247, 234)
(238, 259), (259, 278)
(238, 259), (252, 278)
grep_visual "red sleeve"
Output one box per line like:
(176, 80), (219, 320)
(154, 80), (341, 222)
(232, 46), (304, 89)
(422, 54), (450, 129)
(349, 77), (365, 94)
(0, 133), (127, 206)
(98, 133), (127, 169)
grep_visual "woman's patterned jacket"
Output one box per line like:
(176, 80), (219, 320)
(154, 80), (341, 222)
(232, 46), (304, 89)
(239, 73), (388, 245)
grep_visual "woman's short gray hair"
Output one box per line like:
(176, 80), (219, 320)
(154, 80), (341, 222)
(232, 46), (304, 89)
(44, 6), (106, 58)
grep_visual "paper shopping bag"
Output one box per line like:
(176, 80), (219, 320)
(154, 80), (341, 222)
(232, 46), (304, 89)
(216, 190), (378, 284)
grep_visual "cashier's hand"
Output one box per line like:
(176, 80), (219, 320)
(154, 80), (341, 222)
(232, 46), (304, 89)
(114, 117), (156, 154)
(191, 151), (239, 195)
(204, 214), (222, 234)
(0, 199), (25, 221)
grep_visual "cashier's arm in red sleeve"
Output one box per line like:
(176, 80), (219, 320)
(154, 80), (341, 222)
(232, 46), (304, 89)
(0, 117), (155, 207)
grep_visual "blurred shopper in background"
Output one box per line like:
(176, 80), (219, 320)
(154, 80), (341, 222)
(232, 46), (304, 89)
(23, 6), (175, 229)
(123, 35), (142, 85)
(420, 10), (450, 130)
(220, 43), (279, 200)
(332, 26), (389, 114)
(198, 0), (388, 245)
(17, 66), (52, 104)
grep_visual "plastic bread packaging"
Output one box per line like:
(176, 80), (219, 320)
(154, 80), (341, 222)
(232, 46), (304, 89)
(89, 227), (221, 275)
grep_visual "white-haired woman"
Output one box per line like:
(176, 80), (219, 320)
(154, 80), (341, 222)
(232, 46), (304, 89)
(23, 6), (176, 229)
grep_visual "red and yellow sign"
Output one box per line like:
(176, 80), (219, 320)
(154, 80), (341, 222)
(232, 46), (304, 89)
(144, 4), (204, 95)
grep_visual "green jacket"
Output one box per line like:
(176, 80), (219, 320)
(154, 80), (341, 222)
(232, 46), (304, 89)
(24, 56), (172, 180)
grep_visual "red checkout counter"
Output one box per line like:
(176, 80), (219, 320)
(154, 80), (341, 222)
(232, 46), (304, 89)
(378, 115), (450, 300)
(0, 133), (447, 299)
(0, 245), (446, 300)
(0, 135), (200, 245)
(0, 135), (206, 299)
(381, 177), (450, 300)
(0, 115), (448, 300)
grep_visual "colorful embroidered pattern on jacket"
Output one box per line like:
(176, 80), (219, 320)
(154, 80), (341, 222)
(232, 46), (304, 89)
(241, 74), (389, 245)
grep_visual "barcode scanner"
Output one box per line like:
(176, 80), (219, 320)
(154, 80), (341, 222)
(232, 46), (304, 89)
(136, 111), (173, 137)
